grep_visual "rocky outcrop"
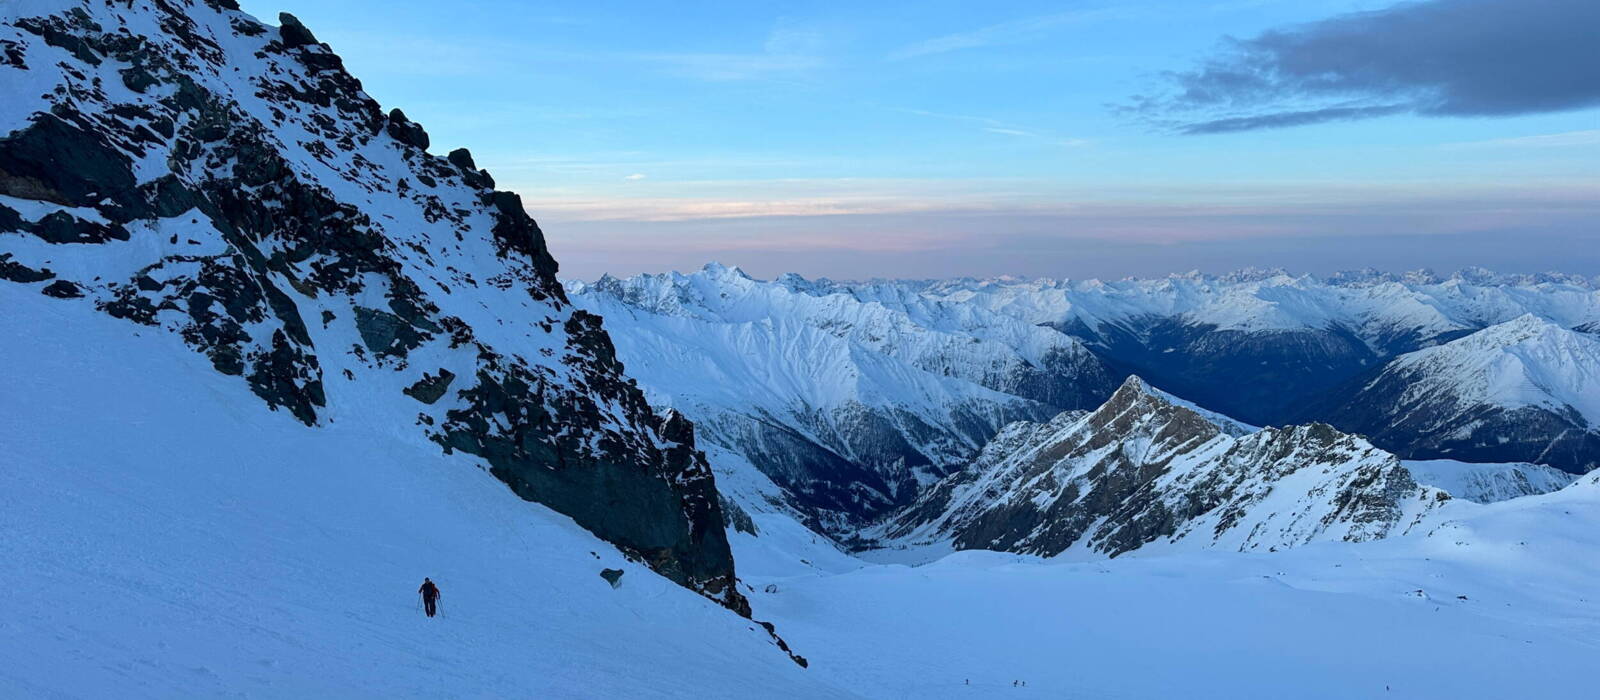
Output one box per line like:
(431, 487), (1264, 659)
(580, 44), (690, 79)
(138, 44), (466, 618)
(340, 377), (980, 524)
(0, 1), (744, 612)
(871, 376), (1450, 557)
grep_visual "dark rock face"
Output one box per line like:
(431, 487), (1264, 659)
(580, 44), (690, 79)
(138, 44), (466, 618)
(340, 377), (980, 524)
(0, 253), (53, 283)
(41, 279), (84, 298)
(403, 369), (456, 404)
(0, 1), (745, 613)
(275, 12), (318, 49)
(385, 109), (430, 151)
(0, 112), (138, 208)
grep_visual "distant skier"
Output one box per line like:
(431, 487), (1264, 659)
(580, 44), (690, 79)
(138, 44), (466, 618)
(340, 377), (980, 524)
(419, 578), (441, 618)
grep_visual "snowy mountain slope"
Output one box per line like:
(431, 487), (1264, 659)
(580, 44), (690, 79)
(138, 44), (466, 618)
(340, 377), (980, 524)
(0, 288), (848, 699)
(1403, 459), (1575, 503)
(754, 474), (1600, 699)
(1315, 315), (1600, 473)
(567, 264), (1117, 533)
(872, 376), (1451, 559)
(886, 269), (1600, 426)
(31, 284), (1600, 700)
(0, 1), (742, 608)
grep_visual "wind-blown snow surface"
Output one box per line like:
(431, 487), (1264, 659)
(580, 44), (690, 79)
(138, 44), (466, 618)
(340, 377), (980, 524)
(0, 286), (846, 699)
(749, 480), (1600, 699)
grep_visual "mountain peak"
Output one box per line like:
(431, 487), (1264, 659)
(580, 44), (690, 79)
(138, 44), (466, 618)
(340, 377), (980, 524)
(1489, 312), (1562, 336)
(1115, 374), (1155, 394)
(700, 261), (752, 280)
(1103, 375), (1256, 437)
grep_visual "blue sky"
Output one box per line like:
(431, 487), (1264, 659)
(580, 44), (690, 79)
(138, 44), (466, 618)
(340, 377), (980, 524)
(241, 0), (1600, 281)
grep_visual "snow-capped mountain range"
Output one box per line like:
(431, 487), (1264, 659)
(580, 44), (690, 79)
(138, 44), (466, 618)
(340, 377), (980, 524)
(908, 268), (1600, 430)
(577, 265), (1600, 521)
(567, 263), (1117, 534)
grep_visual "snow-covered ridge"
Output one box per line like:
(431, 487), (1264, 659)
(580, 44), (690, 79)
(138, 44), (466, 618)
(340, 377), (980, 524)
(1, 1), (748, 611)
(1403, 459), (1575, 504)
(1317, 314), (1600, 473)
(1384, 314), (1600, 425)
(872, 375), (1454, 560)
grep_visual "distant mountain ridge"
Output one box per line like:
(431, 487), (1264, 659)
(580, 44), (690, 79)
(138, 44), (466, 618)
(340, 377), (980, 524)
(572, 265), (1597, 557)
(578, 265), (1600, 479)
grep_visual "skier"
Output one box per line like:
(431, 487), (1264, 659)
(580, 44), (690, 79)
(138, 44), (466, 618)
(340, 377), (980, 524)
(419, 577), (441, 618)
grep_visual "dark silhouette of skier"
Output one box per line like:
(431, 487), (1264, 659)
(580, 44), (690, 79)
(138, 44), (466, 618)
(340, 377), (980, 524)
(419, 578), (441, 618)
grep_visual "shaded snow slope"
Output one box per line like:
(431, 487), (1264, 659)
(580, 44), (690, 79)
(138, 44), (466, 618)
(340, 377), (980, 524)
(754, 473), (1600, 698)
(0, 286), (848, 699)
(1404, 459), (1575, 504)
(1318, 315), (1600, 473)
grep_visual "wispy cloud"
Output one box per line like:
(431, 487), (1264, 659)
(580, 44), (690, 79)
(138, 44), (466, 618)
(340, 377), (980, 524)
(643, 25), (827, 81)
(889, 8), (1129, 60)
(1443, 129), (1600, 150)
(899, 108), (1092, 147)
(623, 173), (648, 181)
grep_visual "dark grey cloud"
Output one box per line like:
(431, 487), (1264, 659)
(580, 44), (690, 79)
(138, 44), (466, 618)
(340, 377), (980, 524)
(1132, 0), (1600, 133)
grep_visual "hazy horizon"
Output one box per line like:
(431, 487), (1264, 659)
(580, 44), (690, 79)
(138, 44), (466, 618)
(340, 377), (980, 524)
(241, 0), (1600, 280)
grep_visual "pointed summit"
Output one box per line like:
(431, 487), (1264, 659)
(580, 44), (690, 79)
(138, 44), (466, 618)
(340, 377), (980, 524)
(700, 261), (753, 280)
(1101, 375), (1256, 437)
